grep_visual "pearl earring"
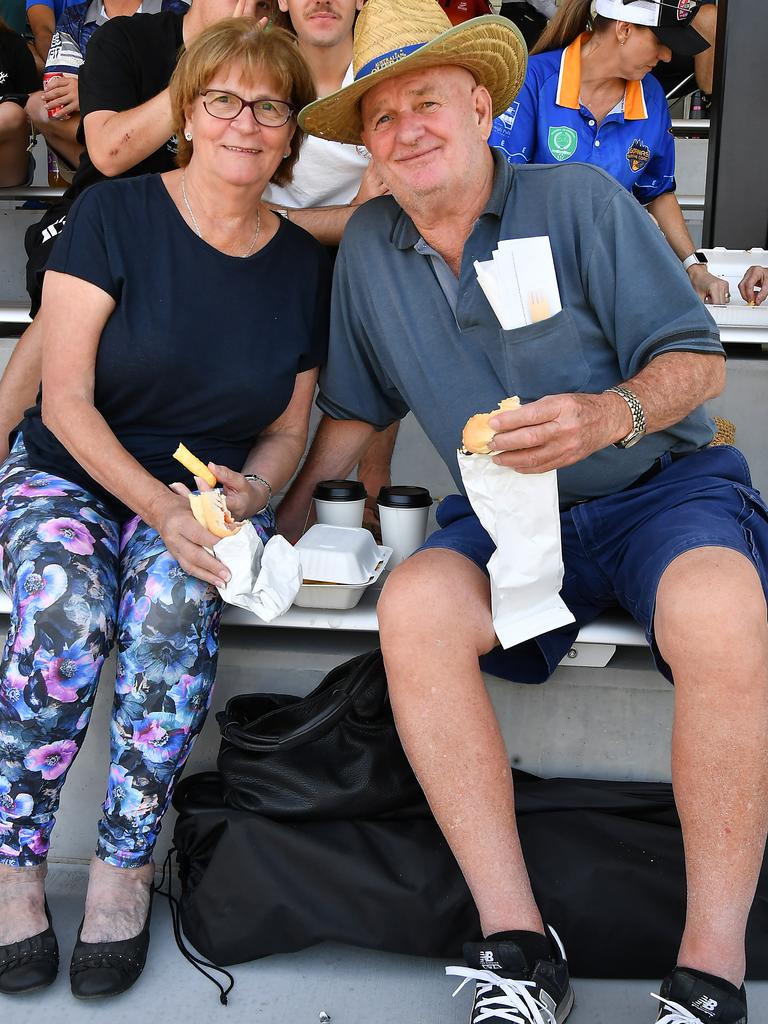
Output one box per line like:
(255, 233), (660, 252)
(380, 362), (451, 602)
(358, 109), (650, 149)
(283, 150), (291, 159)
(184, 130), (193, 141)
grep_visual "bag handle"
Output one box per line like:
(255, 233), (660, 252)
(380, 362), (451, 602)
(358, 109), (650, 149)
(218, 649), (384, 753)
(219, 688), (353, 752)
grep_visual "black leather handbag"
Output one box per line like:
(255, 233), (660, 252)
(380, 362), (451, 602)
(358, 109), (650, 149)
(215, 649), (427, 820)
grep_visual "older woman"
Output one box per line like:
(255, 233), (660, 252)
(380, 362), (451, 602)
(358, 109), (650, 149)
(489, 0), (729, 305)
(0, 19), (324, 998)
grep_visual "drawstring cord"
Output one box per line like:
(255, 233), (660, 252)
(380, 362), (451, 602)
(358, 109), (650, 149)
(156, 848), (235, 1006)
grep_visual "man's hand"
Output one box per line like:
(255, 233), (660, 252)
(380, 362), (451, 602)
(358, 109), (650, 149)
(232, 0), (269, 19)
(687, 263), (730, 305)
(352, 161), (389, 206)
(44, 75), (80, 118)
(738, 265), (768, 307)
(487, 393), (630, 474)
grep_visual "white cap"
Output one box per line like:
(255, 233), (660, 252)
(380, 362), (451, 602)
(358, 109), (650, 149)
(594, 0), (709, 55)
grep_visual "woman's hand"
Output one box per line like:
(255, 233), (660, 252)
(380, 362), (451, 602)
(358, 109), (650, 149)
(209, 463), (270, 520)
(153, 490), (231, 588)
(687, 264), (730, 305)
(738, 265), (768, 307)
(170, 463), (269, 522)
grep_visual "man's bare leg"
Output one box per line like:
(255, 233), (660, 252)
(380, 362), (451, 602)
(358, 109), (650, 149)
(655, 546), (768, 986)
(377, 548), (544, 937)
(0, 103), (31, 187)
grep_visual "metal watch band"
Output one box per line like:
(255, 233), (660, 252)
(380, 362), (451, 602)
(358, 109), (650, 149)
(604, 385), (647, 449)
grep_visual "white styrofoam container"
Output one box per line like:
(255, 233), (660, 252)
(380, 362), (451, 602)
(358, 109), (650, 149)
(295, 524), (390, 585)
(293, 558), (389, 610)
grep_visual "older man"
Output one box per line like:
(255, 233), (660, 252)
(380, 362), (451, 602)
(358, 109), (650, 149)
(279, 1), (768, 1022)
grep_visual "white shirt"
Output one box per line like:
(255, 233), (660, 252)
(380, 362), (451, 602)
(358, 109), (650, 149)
(263, 64), (370, 209)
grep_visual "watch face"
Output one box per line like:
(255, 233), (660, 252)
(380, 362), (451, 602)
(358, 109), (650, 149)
(695, 252), (708, 263)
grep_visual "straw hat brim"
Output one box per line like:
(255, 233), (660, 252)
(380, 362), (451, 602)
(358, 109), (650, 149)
(298, 16), (528, 146)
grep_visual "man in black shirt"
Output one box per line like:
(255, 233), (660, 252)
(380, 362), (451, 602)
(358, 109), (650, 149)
(0, 0), (267, 462)
(0, 20), (39, 186)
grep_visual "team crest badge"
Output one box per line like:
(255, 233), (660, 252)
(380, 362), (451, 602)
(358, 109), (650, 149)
(547, 126), (578, 162)
(677, 0), (697, 20)
(626, 138), (651, 172)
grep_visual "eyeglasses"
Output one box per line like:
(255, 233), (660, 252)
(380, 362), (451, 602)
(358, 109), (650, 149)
(200, 90), (295, 127)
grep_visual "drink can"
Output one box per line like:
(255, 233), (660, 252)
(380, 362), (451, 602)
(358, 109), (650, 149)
(43, 71), (69, 119)
(44, 31), (84, 120)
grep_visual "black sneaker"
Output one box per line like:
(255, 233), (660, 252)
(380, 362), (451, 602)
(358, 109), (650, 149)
(652, 968), (748, 1023)
(446, 926), (574, 1024)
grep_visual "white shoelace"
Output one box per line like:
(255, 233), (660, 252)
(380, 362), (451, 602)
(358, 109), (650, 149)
(445, 967), (558, 1024)
(651, 992), (707, 1024)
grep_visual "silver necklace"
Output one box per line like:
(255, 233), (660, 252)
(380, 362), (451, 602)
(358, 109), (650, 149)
(181, 172), (261, 258)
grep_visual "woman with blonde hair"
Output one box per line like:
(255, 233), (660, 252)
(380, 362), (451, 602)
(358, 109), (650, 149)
(0, 17), (327, 999)
(490, 0), (729, 304)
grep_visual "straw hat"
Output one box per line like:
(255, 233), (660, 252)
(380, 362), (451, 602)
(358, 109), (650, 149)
(298, 0), (527, 146)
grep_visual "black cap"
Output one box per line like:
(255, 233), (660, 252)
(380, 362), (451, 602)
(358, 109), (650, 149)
(377, 486), (433, 509)
(313, 479), (367, 502)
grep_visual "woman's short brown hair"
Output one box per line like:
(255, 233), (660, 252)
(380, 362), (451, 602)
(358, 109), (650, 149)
(170, 18), (316, 187)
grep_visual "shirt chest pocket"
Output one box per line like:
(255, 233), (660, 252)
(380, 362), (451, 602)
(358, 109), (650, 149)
(499, 308), (592, 401)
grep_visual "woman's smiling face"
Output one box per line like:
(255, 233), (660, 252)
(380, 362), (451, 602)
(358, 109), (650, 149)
(185, 60), (296, 187)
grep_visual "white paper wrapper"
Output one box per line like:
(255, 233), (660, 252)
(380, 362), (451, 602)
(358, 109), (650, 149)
(212, 522), (302, 622)
(457, 451), (575, 649)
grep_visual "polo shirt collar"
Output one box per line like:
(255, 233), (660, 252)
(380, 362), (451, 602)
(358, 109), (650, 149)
(391, 149), (512, 251)
(556, 32), (648, 120)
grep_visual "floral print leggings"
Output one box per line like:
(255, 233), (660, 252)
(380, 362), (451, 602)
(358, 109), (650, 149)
(0, 439), (274, 868)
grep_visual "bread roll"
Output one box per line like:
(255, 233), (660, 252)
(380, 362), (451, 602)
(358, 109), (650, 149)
(188, 489), (242, 538)
(462, 396), (521, 454)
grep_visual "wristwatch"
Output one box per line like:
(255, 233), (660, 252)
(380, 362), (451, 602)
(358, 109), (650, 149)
(604, 385), (647, 449)
(682, 251), (708, 272)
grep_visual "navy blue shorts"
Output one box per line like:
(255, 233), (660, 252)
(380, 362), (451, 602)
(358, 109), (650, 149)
(419, 445), (768, 684)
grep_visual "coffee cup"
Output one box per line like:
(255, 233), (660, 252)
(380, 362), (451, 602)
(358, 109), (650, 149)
(313, 479), (367, 529)
(376, 486), (433, 568)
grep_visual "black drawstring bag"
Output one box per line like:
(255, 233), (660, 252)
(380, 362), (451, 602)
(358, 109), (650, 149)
(215, 649), (426, 820)
(171, 770), (768, 979)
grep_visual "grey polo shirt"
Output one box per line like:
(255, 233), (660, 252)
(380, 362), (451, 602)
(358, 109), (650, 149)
(318, 151), (723, 508)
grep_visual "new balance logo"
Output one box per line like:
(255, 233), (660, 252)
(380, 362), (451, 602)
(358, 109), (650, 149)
(692, 996), (719, 1016)
(479, 950), (503, 971)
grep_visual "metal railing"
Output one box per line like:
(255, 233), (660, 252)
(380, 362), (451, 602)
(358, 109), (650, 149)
(0, 186), (66, 201)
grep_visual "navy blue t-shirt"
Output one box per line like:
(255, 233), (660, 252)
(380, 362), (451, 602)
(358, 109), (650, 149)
(22, 174), (331, 518)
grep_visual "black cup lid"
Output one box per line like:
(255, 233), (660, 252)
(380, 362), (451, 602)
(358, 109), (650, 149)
(377, 485), (433, 509)
(313, 479), (367, 502)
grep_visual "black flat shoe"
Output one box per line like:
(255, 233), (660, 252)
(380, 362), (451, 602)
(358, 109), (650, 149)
(0, 900), (59, 995)
(69, 888), (153, 1000)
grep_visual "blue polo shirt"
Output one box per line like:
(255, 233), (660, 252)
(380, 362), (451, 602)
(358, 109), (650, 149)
(489, 33), (676, 205)
(318, 152), (722, 509)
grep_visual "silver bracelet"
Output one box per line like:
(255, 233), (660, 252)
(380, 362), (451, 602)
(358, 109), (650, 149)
(244, 473), (273, 512)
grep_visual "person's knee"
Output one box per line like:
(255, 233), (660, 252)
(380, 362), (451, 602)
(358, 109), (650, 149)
(655, 547), (768, 673)
(0, 100), (27, 138)
(377, 550), (497, 657)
